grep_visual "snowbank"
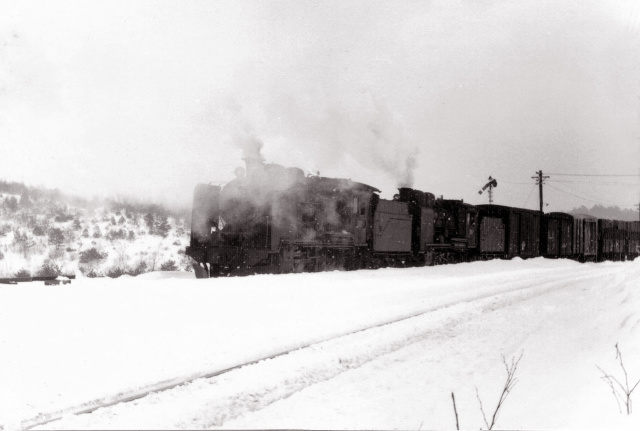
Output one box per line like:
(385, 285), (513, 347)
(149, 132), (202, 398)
(0, 259), (639, 430)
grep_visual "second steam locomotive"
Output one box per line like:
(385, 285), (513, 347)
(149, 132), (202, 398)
(186, 157), (639, 278)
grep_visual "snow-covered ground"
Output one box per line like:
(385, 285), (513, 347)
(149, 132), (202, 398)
(1, 258), (639, 430)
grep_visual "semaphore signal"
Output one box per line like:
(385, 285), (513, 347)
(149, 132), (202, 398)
(478, 176), (498, 204)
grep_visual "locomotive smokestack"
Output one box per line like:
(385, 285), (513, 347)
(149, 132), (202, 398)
(243, 153), (265, 178)
(238, 135), (266, 179)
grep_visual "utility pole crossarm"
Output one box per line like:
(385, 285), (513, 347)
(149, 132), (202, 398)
(532, 170), (550, 213)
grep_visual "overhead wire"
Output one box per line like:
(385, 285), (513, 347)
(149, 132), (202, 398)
(545, 183), (636, 208)
(522, 184), (537, 209)
(545, 173), (639, 177)
(546, 180), (639, 185)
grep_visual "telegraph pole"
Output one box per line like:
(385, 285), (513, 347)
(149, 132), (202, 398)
(532, 170), (549, 213)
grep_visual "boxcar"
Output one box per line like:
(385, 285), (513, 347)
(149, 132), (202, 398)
(571, 214), (598, 262)
(625, 221), (640, 261)
(542, 212), (573, 258)
(598, 219), (626, 261)
(476, 205), (541, 259)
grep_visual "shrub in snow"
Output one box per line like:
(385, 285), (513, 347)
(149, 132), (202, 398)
(597, 343), (640, 415)
(128, 230), (135, 241)
(4, 196), (18, 212)
(156, 215), (171, 238)
(144, 213), (155, 234)
(0, 250), (3, 260)
(14, 268), (30, 278)
(160, 259), (178, 271)
(130, 260), (148, 276)
(106, 228), (127, 240)
(13, 229), (34, 257)
(48, 228), (65, 249)
(54, 212), (74, 223)
(452, 352), (523, 430)
(93, 225), (102, 238)
(32, 225), (46, 236)
(79, 247), (108, 263)
(38, 260), (61, 277)
(173, 239), (181, 246)
(84, 268), (102, 278)
(0, 223), (11, 237)
(49, 248), (65, 260)
(106, 266), (127, 278)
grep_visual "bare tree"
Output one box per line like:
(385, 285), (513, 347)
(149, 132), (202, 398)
(597, 343), (640, 415)
(475, 352), (523, 430)
(451, 392), (460, 430)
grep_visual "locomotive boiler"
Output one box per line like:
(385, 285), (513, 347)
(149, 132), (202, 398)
(185, 157), (478, 277)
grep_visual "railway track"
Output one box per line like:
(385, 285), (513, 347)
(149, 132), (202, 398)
(23, 265), (620, 430)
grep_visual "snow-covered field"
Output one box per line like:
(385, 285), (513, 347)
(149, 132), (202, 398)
(1, 258), (639, 430)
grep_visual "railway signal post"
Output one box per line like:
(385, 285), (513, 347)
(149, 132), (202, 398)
(478, 176), (498, 204)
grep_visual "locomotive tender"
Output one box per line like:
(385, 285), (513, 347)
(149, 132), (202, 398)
(186, 157), (639, 278)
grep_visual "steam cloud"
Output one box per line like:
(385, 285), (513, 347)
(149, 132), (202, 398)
(237, 90), (422, 191)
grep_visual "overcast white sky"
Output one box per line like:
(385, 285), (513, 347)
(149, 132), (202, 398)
(1, 0), (639, 211)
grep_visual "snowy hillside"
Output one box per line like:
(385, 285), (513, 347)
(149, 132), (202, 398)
(0, 182), (191, 278)
(1, 258), (639, 430)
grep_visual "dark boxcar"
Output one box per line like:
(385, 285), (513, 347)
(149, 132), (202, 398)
(625, 221), (640, 261)
(598, 219), (626, 261)
(478, 214), (506, 256)
(571, 214), (598, 261)
(542, 212), (573, 258)
(476, 205), (541, 259)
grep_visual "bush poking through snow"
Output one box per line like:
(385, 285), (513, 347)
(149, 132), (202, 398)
(106, 266), (128, 278)
(84, 268), (102, 278)
(48, 228), (65, 249)
(160, 259), (178, 271)
(473, 352), (523, 430)
(79, 247), (108, 263)
(130, 260), (148, 276)
(14, 268), (31, 278)
(37, 260), (61, 277)
(597, 343), (640, 415)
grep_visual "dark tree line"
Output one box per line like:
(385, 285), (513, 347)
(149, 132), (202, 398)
(570, 204), (639, 222)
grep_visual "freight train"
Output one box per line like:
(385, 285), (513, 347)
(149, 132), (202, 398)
(186, 157), (640, 278)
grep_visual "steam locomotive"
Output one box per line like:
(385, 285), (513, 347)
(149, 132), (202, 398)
(186, 157), (640, 278)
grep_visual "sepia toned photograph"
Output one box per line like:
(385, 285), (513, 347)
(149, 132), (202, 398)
(1, 1), (639, 429)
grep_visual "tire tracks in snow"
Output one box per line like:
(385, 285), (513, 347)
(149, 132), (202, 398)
(26, 265), (620, 430)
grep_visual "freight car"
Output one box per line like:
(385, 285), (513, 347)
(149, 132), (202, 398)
(571, 214), (598, 262)
(597, 219), (640, 261)
(542, 212), (573, 258)
(476, 204), (541, 259)
(185, 158), (638, 277)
